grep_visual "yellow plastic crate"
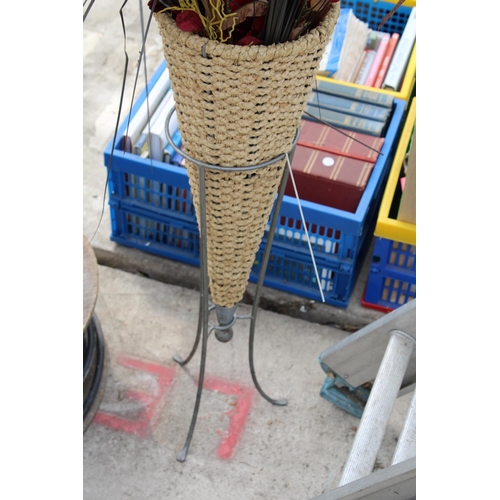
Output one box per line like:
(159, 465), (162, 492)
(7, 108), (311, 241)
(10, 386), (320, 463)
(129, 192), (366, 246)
(375, 97), (416, 244)
(362, 97), (416, 311)
(317, 0), (416, 103)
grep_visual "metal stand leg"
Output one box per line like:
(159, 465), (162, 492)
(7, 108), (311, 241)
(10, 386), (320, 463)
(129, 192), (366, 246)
(177, 164), (212, 462)
(248, 164), (290, 406)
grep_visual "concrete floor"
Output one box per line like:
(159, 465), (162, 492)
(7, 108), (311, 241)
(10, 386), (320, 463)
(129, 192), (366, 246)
(83, 2), (413, 498)
(83, 265), (413, 500)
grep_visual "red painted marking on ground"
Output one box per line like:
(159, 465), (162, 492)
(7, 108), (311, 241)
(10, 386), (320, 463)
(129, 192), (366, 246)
(93, 356), (176, 437)
(202, 376), (255, 460)
(93, 410), (149, 436)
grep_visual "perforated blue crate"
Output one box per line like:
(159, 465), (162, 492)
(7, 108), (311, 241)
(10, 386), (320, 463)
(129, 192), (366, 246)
(362, 236), (416, 311)
(109, 196), (376, 307)
(342, 0), (415, 35)
(252, 218), (376, 307)
(104, 62), (406, 307)
(109, 199), (200, 267)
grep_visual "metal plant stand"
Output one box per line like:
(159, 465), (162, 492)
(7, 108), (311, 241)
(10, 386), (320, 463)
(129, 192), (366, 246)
(165, 107), (299, 462)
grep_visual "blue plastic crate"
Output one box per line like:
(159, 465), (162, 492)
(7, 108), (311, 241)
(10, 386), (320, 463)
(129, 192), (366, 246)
(109, 199), (200, 267)
(107, 152), (196, 225)
(104, 62), (406, 307)
(363, 236), (416, 311)
(341, 0), (414, 35)
(109, 195), (376, 307)
(252, 222), (376, 307)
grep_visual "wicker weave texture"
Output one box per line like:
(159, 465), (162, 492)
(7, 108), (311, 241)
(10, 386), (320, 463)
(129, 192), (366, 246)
(155, 4), (340, 307)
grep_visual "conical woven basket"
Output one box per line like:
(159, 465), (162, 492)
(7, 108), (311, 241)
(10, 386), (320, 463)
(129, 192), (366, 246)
(154, 3), (340, 308)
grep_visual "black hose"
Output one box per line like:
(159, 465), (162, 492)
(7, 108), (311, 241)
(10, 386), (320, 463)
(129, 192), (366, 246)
(83, 314), (105, 420)
(83, 320), (95, 380)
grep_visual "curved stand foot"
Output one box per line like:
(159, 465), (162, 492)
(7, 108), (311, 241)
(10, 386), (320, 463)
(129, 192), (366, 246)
(172, 353), (186, 365)
(173, 295), (204, 367)
(249, 319), (288, 406)
(176, 446), (188, 463)
(247, 163), (291, 407)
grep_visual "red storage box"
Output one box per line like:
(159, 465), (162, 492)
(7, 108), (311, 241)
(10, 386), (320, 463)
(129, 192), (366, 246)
(285, 144), (376, 213)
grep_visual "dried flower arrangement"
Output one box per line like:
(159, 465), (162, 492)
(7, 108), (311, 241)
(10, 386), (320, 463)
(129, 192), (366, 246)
(147, 0), (339, 46)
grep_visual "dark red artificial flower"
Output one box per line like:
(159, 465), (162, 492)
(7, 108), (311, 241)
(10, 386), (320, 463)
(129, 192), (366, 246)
(229, 0), (256, 9)
(175, 10), (204, 33)
(147, 0), (168, 12)
(236, 35), (263, 46)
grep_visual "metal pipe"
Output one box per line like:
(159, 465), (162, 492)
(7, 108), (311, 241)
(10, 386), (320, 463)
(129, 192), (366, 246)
(214, 304), (237, 342)
(392, 389), (416, 465)
(339, 329), (415, 486)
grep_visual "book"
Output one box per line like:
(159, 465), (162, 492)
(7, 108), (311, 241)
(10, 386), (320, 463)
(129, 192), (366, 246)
(284, 144), (375, 213)
(134, 88), (178, 162)
(151, 93), (178, 162)
(307, 90), (391, 122)
(366, 31), (378, 50)
(364, 33), (390, 88)
(398, 127), (416, 224)
(382, 7), (416, 91)
(347, 49), (367, 83)
(133, 88), (174, 156)
(171, 150), (185, 166)
(354, 49), (376, 85)
(297, 119), (385, 163)
(373, 33), (400, 88)
(304, 105), (386, 137)
(132, 131), (149, 157)
(349, 31), (379, 83)
(163, 129), (183, 164)
(315, 77), (395, 108)
(318, 8), (351, 77)
(331, 13), (371, 82)
(122, 64), (171, 152)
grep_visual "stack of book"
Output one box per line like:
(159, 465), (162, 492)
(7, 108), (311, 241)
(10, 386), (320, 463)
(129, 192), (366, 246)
(121, 65), (185, 166)
(285, 80), (397, 213)
(304, 77), (395, 137)
(285, 128), (384, 213)
(319, 6), (416, 91)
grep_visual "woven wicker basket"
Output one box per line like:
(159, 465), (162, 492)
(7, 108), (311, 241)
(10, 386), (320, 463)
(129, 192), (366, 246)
(154, 4), (340, 307)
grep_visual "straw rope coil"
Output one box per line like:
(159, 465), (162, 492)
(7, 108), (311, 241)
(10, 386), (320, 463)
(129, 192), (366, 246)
(155, 3), (340, 307)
